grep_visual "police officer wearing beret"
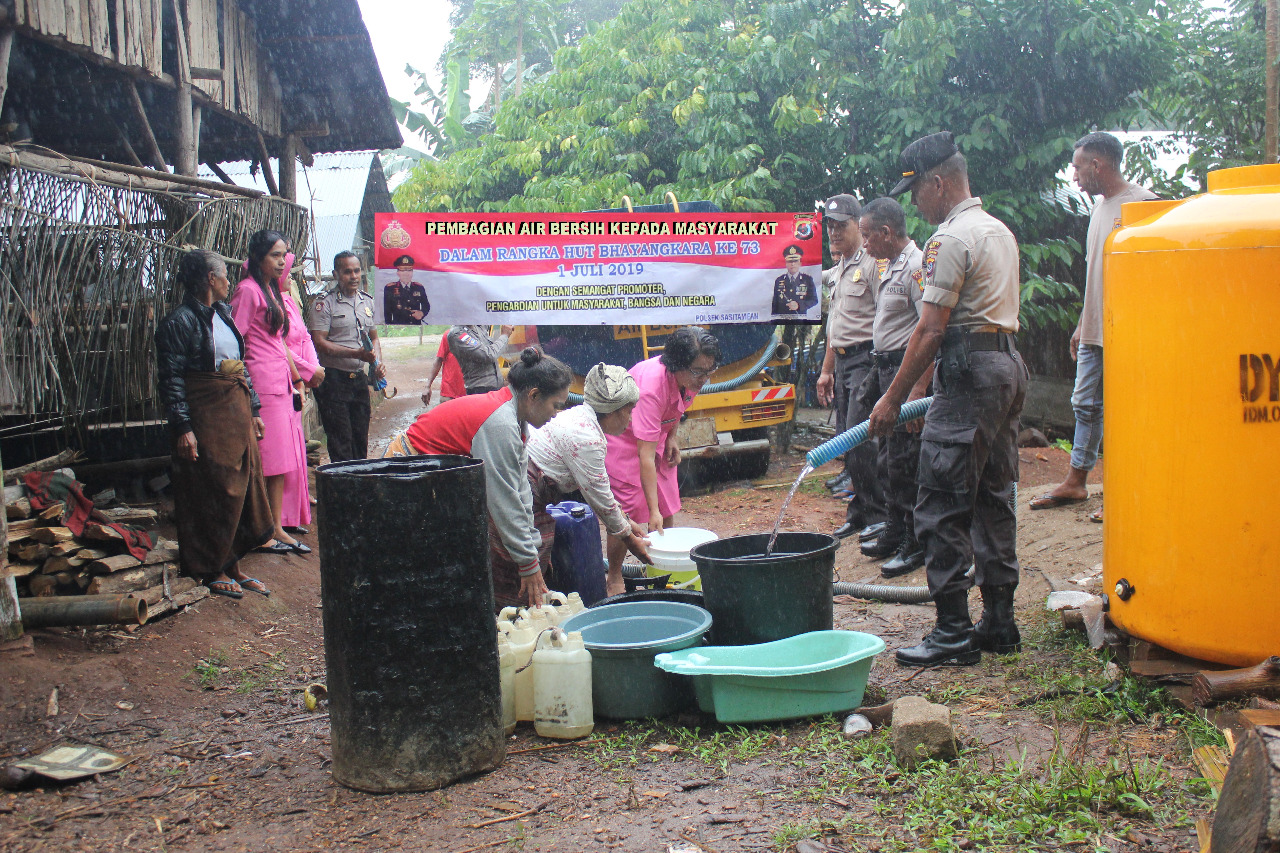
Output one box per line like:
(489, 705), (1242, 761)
(868, 132), (1029, 667)
(772, 245), (819, 316)
(309, 251), (384, 462)
(384, 254), (430, 325)
(816, 194), (888, 540)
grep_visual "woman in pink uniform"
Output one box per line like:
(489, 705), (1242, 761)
(604, 327), (719, 568)
(281, 279), (324, 533)
(230, 230), (310, 556)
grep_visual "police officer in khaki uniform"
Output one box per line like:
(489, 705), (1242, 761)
(855, 198), (929, 577)
(309, 251), (385, 462)
(816, 194), (888, 540)
(868, 132), (1029, 667)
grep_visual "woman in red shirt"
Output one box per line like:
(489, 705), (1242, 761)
(388, 348), (572, 607)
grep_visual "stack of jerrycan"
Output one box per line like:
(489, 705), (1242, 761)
(495, 594), (591, 737)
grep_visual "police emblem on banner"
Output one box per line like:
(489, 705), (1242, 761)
(380, 220), (412, 250)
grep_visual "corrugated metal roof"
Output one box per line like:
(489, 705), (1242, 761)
(199, 151), (392, 278)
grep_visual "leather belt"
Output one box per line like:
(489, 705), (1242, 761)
(962, 331), (1016, 352)
(832, 341), (873, 357)
(872, 348), (906, 366)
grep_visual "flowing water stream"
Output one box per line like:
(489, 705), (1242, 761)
(765, 463), (813, 556)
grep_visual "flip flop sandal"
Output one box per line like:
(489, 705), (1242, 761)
(1029, 494), (1087, 510)
(207, 579), (244, 599)
(1089, 507), (1103, 523)
(237, 577), (271, 597)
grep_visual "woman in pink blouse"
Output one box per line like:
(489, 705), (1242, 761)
(230, 230), (311, 556)
(281, 283), (324, 533)
(604, 327), (720, 566)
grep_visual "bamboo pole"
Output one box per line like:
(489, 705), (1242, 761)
(279, 134), (297, 201)
(1267, 0), (1278, 163)
(0, 448), (22, 643)
(0, 28), (14, 120)
(126, 81), (170, 173)
(205, 161), (237, 186)
(255, 132), (280, 196)
(111, 120), (145, 167)
(170, 0), (197, 176)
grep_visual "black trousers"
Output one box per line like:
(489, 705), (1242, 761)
(857, 359), (922, 543)
(315, 370), (371, 463)
(833, 347), (886, 528)
(914, 349), (1028, 597)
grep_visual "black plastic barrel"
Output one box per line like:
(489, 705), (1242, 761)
(690, 532), (837, 646)
(316, 456), (504, 792)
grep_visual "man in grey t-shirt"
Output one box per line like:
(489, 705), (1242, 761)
(1030, 133), (1157, 521)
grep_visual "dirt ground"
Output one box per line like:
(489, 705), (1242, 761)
(0, 337), (1213, 853)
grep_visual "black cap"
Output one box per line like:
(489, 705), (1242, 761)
(822, 194), (860, 221)
(890, 131), (959, 196)
(393, 254), (416, 267)
(782, 245), (803, 261)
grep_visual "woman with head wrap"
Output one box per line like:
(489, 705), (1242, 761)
(528, 364), (654, 596)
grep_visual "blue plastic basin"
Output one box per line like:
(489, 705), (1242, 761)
(562, 602), (713, 719)
(654, 630), (885, 723)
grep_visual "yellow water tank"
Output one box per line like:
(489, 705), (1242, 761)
(1104, 163), (1280, 666)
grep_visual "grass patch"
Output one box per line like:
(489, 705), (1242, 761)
(190, 648), (229, 689)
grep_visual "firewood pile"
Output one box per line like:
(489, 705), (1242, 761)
(5, 491), (208, 620)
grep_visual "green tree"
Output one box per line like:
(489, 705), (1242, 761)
(397, 0), (1185, 331)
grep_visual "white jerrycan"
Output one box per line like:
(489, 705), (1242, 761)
(496, 606), (525, 637)
(496, 634), (517, 735)
(511, 609), (549, 722)
(530, 591), (570, 626)
(533, 628), (593, 739)
(564, 592), (586, 617)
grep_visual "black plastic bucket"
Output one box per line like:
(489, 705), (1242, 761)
(690, 532), (837, 646)
(316, 456), (504, 792)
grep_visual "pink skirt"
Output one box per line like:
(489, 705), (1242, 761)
(256, 391), (307, 478)
(608, 463), (681, 525)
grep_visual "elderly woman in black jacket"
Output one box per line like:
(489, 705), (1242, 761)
(155, 249), (274, 599)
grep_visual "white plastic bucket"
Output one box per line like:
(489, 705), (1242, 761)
(646, 527), (718, 590)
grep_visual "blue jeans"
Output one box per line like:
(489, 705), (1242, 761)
(1070, 344), (1104, 472)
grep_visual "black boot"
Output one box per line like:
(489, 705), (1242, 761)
(972, 584), (1021, 653)
(881, 536), (925, 578)
(860, 529), (901, 559)
(895, 591), (981, 667)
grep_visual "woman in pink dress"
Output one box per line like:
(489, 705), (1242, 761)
(281, 276), (324, 533)
(230, 230), (310, 555)
(603, 327), (719, 570)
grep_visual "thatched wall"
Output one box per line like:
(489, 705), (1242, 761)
(0, 153), (308, 438)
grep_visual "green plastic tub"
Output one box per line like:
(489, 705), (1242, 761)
(562, 601), (713, 719)
(653, 630), (885, 723)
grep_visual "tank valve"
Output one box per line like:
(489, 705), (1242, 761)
(1114, 578), (1136, 602)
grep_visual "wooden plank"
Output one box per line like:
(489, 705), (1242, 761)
(1195, 818), (1211, 853)
(86, 561), (173, 594)
(1130, 658), (1234, 678)
(86, 0), (111, 57)
(185, 0), (221, 102)
(40, 0), (67, 38)
(1239, 709), (1280, 727)
(63, 0), (84, 46)
(1193, 744), (1230, 797)
(3, 563), (40, 579)
(220, 0), (237, 112)
(29, 526), (74, 545)
(88, 554), (142, 574)
(148, 582), (209, 618)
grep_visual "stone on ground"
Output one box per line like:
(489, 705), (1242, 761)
(891, 695), (958, 767)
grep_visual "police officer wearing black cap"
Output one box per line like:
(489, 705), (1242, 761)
(772, 245), (818, 316)
(867, 132), (1029, 667)
(816, 194), (888, 540)
(384, 254), (430, 325)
